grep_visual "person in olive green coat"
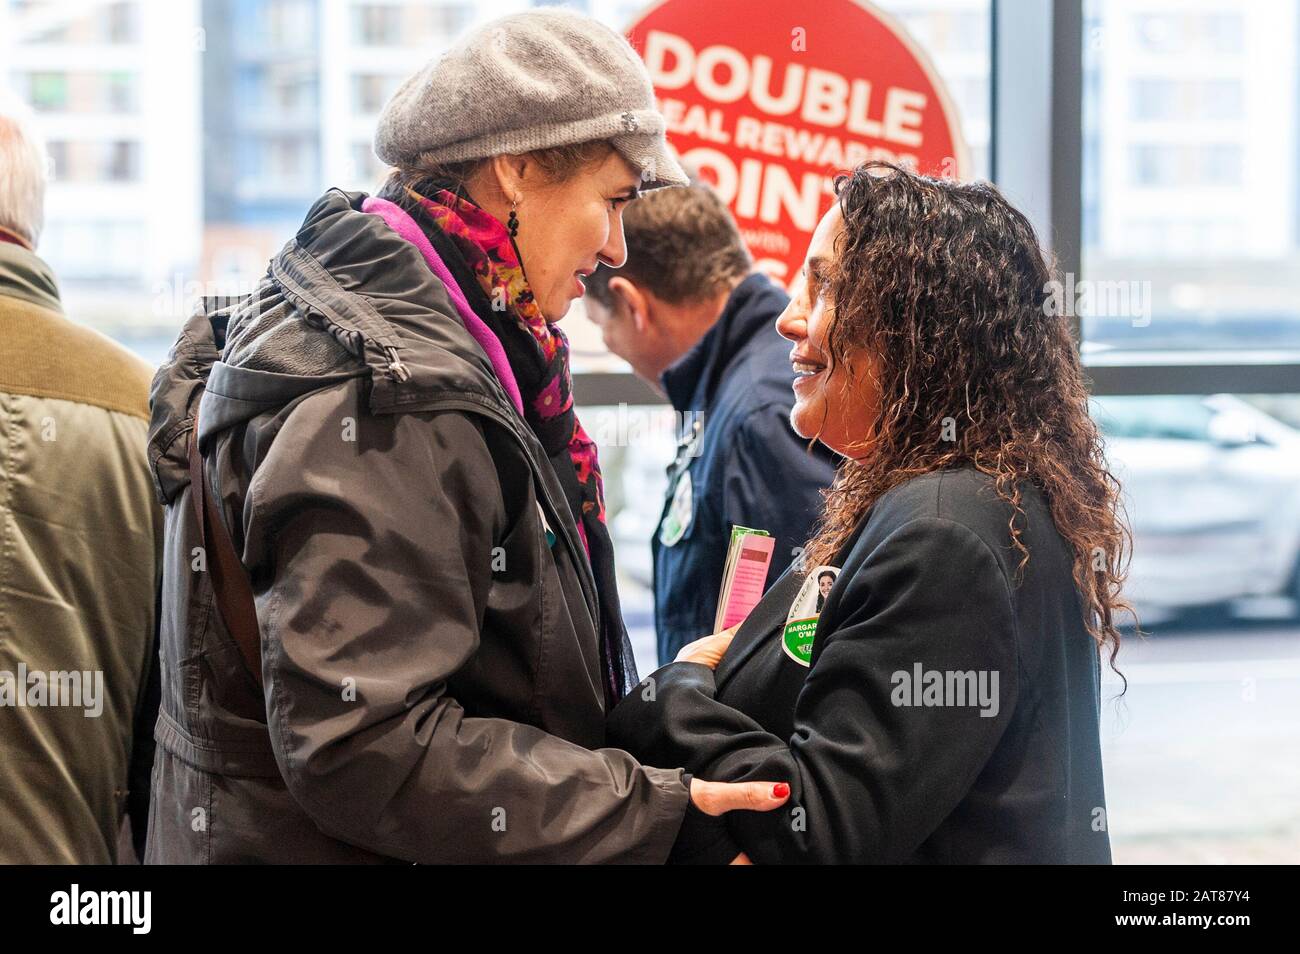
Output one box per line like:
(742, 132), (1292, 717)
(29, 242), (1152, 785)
(0, 93), (162, 863)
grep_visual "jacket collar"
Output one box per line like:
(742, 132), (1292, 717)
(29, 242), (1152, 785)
(660, 272), (780, 413)
(209, 189), (513, 423)
(714, 516), (872, 692)
(0, 241), (62, 314)
(149, 188), (515, 503)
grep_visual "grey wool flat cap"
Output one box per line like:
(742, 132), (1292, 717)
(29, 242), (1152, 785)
(373, 7), (689, 191)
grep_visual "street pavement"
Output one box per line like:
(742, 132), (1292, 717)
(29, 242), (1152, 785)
(1101, 618), (1300, 864)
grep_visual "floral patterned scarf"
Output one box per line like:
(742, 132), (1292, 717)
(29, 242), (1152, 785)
(387, 182), (639, 705)
(400, 184), (641, 704)
(407, 186), (607, 547)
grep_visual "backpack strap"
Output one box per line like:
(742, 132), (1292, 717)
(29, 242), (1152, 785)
(188, 412), (264, 690)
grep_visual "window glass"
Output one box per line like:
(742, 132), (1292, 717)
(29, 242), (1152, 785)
(1082, 0), (1300, 361)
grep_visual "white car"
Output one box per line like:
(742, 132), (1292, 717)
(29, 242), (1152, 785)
(1091, 394), (1300, 620)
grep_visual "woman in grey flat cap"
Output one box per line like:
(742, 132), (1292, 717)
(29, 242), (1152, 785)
(143, 7), (788, 864)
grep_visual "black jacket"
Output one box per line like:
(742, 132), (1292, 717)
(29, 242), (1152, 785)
(144, 189), (689, 863)
(653, 273), (837, 663)
(611, 468), (1113, 864)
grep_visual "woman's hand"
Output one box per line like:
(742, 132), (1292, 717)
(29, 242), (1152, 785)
(689, 779), (789, 816)
(674, 624), (740, 669)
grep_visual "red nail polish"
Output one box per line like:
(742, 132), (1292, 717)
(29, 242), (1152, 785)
(773, 783), (790, 798)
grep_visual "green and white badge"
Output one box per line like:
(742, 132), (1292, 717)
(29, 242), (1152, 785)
(658, 470), (693, 547)
(781, 565), (841, 667)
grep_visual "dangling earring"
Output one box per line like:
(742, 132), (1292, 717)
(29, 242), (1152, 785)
(507, 200), (519, 239)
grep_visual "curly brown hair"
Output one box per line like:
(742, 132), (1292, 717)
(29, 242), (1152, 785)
(801, 162), (1133, 672)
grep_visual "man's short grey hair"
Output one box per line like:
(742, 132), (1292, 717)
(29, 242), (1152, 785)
(0, 88), (49, 246)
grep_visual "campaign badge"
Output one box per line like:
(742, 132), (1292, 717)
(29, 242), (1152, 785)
(658, 470), (694, 547)
(781, 564), (840, 667)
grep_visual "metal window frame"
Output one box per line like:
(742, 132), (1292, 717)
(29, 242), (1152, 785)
(993, 0), (1300, 396)
(575, 0), (1300, 408)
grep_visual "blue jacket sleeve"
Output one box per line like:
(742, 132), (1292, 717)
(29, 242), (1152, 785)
(721, 402), (836, 575)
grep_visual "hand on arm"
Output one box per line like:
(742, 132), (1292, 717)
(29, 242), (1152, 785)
(611, 517), (1020, 864)
(674, 624), (740, 669)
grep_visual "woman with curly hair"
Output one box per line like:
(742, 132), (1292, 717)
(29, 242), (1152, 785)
(609, 161), (1133, 864)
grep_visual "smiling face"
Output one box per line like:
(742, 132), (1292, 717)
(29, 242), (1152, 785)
(473, 148), (643, 322)
(775, 202), (881, 458)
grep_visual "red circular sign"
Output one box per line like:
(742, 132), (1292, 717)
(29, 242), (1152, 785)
(627, 0), (969, 284)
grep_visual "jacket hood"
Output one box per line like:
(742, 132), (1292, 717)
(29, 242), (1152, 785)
(147, 188), (511, 504)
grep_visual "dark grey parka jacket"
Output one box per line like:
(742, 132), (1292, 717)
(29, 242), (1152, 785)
(143, 189), (690, 863)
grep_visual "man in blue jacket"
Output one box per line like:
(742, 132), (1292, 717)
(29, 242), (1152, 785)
(585, 183), (837, 665)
